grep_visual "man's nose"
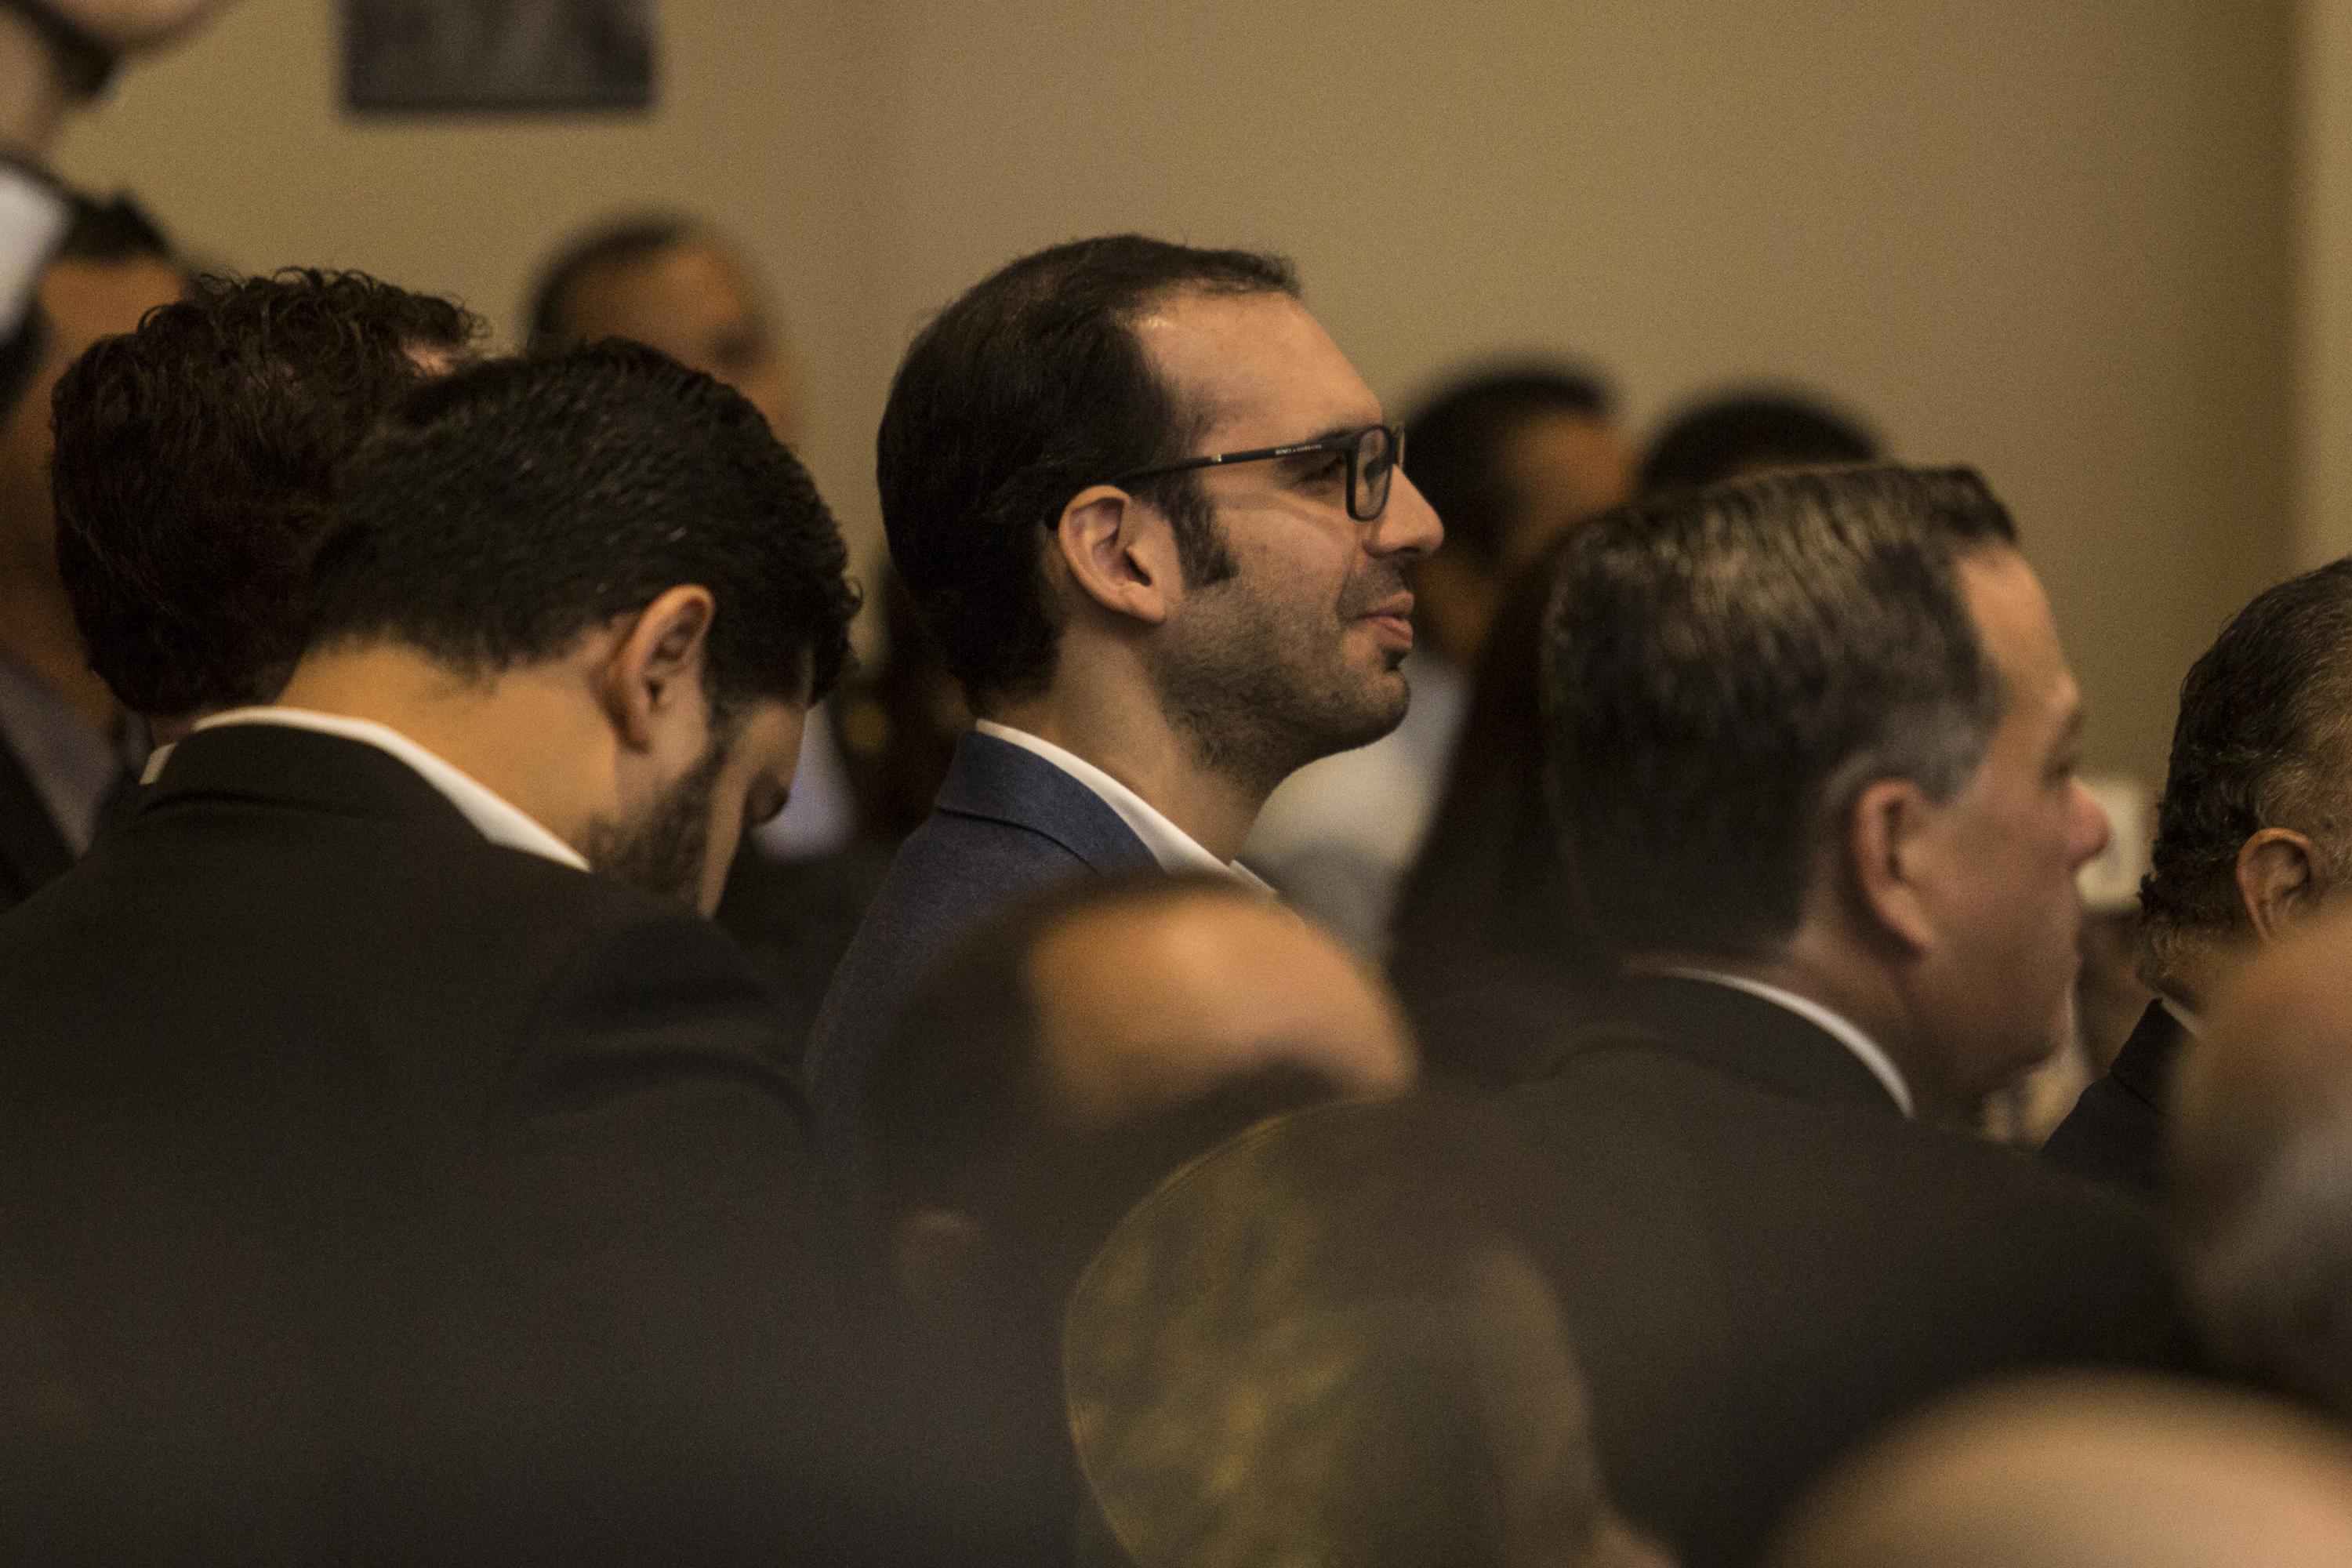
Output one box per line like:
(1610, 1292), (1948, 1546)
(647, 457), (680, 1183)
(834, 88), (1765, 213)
(1374, 470), (1443, 560)
(2071, 780), (2113, 869)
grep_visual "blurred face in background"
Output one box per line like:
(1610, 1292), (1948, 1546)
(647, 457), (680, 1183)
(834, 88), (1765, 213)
(1496, 411), (1635, 572)
(554, 234), (805, 447)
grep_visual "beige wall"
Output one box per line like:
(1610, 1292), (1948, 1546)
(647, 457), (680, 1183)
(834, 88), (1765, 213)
(60, 0), (2295, 780)
(2297, 0), (2352, 570)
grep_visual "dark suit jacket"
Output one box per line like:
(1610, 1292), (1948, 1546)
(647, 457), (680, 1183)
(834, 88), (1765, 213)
(2042, 999), (2187, 1201)
(0, 724), (914, 1565)
(1473, 976), (2192, 1568)
(802, 730), (1155, 1169)
(0, 724), (73, 916)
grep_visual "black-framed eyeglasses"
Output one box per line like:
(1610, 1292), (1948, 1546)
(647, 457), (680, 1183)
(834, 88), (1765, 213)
(1111, 423), (1405, 524)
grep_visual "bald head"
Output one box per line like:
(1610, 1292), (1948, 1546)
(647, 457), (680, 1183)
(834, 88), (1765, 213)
(1028, 888), (1413, 1131)
(1769, 1376), (2352, 1568)
(2173, 907), (2352, 1414)
(1067, 1098), (1667, 1568)
(872, 873), (1415, 1307)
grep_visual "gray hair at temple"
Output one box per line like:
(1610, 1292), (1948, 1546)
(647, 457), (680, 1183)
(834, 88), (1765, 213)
(1541, 464), (2016, 961)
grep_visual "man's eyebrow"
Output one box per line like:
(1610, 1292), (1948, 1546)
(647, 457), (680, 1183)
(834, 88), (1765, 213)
(1285, 419), (1380, 449)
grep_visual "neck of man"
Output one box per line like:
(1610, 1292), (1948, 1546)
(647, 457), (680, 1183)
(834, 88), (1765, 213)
(271, 642), (617, 855)
(0, 571), (118, 737)
(982, 639), (1264, 865)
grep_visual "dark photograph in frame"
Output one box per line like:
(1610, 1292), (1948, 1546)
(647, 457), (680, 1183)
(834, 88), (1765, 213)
(343, 0), (655, 115)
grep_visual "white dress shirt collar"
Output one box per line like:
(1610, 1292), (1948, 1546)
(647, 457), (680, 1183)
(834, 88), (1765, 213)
(974, 720), (1269, 891)
(1655, 966), (1916, 1119)
(185, 707), (590, 872)
(2160, 996), (2205, 1038)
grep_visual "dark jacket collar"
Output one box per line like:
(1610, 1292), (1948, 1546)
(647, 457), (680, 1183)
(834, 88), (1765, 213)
(0, 724), (72, 897)
(935, 729), (1156, 872)
(1583, 972), (1909, 1117)
(2106, 999), (2188, 1112)
(144, 721), (485, 844)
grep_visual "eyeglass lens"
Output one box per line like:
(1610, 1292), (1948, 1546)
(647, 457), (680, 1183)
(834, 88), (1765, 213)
(1352, 426), (1397, 522)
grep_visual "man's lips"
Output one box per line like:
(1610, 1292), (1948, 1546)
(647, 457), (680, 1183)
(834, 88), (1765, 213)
(1358, 595), (1415, 650)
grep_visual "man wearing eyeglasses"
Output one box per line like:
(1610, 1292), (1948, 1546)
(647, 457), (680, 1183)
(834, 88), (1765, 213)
(806, 234), (1441, 1221)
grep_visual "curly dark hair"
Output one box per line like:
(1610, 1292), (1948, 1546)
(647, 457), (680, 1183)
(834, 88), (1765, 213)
(2139, 560), (2352, 989)
(877, 234), (1297, 706)
(52, 268), (482, 720)
(308, 340), (858, 711)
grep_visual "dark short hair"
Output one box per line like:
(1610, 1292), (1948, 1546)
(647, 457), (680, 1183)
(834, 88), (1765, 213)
(308, 341), (857, 711)
(2139, 561), (2352, 989)
(1403, 364), (1613, 570)
(877, 234), (1298, 704)
(524, 212), (696, 351)
(1544, 464), (2017, 960)
(56, 190), (173, 267)
(869, 871), (1341, 1232)
(52, 269), (482, 720)
(1637, 388), (1879, 496)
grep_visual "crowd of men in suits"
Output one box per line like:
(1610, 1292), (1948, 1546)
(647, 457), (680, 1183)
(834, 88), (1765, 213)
(9, 4), (2352, 1566)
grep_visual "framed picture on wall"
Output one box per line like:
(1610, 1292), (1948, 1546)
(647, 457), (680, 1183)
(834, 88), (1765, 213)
(343, 0), (655, 114)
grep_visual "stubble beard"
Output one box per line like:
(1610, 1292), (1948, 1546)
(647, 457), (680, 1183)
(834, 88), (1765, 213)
(579, 735), (731, 910)
(1149, 569), (1413, 800)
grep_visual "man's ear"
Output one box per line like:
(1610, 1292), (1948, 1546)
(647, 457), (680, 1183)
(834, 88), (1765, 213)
(1053, 484), (1178, 626)
(1846, 777), (1940, 954)
(601, 585), (716, 753)
(2238, 828), (2324, 943)
(890, 1207), (989, 1308)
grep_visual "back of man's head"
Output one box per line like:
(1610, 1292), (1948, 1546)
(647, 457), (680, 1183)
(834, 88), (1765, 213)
(877, 233), (1298, 706)
(1404, 364), (1621, 574)
(2172, 906), (2352, 1418)
(2138, 560), (2352, 998)
(1767, 1376), (2352, 1568)
(307, 340), (856, 717)
(1066, 1098), (1667, 1568)
(52, 269), (481, 727)
(1546, 464), (2016, 964)
(1637, 389), (1878, 497)
(869, 872), (1413, 1303)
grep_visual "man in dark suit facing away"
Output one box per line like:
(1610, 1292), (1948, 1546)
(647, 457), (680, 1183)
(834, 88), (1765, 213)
(806, 234), (1443, 1177)
(1468, 466), (2191, 1568)
(2044, 559), (2352, 1200)
(0, 342), (884, 1562)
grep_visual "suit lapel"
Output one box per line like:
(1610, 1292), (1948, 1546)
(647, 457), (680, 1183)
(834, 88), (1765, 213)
(0, 726), (74, 902)
(933, 730), (1157, 872)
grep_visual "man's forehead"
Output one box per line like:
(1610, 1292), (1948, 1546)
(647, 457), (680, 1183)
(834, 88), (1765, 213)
(1960, 547), (2070, 695)
(1130, 289), (1383, 447)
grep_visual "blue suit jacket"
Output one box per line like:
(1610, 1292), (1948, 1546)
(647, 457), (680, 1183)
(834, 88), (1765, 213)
(803, 730), (1157, 1174)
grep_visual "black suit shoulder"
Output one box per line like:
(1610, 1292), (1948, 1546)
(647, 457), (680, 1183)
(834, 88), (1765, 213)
(0, 726), (860, 1563)
(2042, 999), (2183, 1200)
(1474, 982), (2189, 1568)
(0, 721), (72, 916)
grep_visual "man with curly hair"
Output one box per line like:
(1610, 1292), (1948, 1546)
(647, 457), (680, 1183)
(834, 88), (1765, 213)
(2045, 559), (2352, 1199)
